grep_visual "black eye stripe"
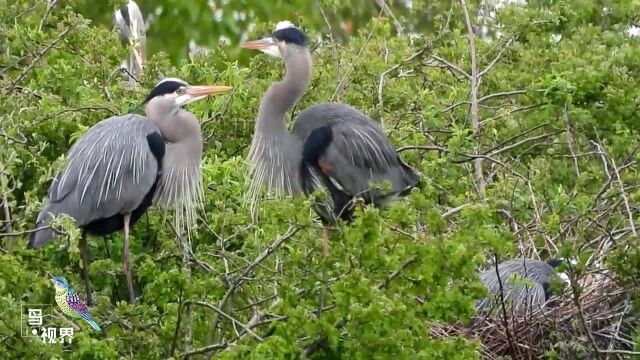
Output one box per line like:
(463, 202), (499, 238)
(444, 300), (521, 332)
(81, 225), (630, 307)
(144, 81), (185, 103)
(272, 27), (308, 46)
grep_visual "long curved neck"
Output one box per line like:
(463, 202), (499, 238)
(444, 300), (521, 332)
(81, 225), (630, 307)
(247, 47), (312, 200)
(146, 104), (201, 145)
(146, 105), (204, 232)
(256, 47), (312, 135)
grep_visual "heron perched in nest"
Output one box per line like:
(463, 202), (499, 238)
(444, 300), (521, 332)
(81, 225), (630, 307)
(241, 21), (420, 255)
(476, 258), (570, 315)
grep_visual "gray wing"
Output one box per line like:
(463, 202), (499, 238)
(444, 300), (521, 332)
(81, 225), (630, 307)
(477, 259), (557, 314)
(293, 103), (419, 199)
(29, 114), (161, 247)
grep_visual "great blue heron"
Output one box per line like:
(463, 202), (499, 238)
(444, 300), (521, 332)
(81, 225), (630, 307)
(241, 22), (420, 255)
(114, 0), (146, 83)
(476, 258), (569, 315)
(29, 78), (231, 304)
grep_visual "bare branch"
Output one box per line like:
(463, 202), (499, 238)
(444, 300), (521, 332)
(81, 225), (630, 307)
(459, 0), (484, 195)
(429, 55), (472, 80)
(378, 47), (428, 109)
(180, 343), (228, 358)
(563, 102), (581, 176)
(206, 226), (300, 353)
(188, 301), (263, 342)
(478, 90), (527, 103)
(478, 37), (515, 78)
(442, 203), (472, 219)
(396, 144), (448, 153)
(373, 0), (404, 35)
(486, 132), (557, 157)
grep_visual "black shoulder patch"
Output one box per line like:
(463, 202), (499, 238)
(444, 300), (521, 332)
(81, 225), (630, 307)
(272, 27), (308, 46)
(302, 125), (333, 164)
(146, 132), (165, 169)
(144, 81), (184, 103)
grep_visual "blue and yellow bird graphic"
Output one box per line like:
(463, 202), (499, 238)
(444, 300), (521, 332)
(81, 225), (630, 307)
(51, 276), (101, 332)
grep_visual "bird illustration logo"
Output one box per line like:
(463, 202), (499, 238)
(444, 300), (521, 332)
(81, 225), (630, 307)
(51, 276), (101, 332)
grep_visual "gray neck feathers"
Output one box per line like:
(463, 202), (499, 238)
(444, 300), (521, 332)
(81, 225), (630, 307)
(146, 102), (203, 235)
(247, 47), (312, 208)
(256, 47), (312, 133)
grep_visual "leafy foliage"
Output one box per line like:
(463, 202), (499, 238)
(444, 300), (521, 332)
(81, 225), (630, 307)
(1, 0), (639, 359)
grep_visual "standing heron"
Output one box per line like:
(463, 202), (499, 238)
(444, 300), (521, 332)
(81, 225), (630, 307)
(114, 0), (146, 83)
(241, 22), (419, 255)
(29, 78), (231, 304)
(476, 258), (568, 315)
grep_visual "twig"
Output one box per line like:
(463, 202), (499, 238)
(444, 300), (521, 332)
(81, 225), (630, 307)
(378, 255), (418, 289)
(429, 55), (471, 80)
(319, 7), (341, 102)
(605, 148), (637, 237)
(180, 342), (227, 358)
(206, 226), (300, 354)
(478, 37), (515, 77)
(442, 204), (472, 219)
(0, 225), (54, 237)
(170, 288), (184, 358)
(486, 133), (557, 157)
(330, 22), (377, 101)
(1, 191), (13, 252)
(396, 144), (448, 153)
(567, 262), (603, 359)
(8, 26), (73, 92)
(562, 102), (580, 176)
(373, 0), (404, 35)
(378, 47), (428, 109)
(38, 0), (58, 32)
(477, 90), (527, 103)
(492, 253), (519, 357)
(459, 0), (484, 195)
(188, 300), (263, 342)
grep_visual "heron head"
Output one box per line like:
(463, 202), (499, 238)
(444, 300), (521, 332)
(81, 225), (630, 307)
(144, 77), (232, 109)
(241, 21), (308, 59)
(51, 276), (69, 289)
(548, 257), (576, 285)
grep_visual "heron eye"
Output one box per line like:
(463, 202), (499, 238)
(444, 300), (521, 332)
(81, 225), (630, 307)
(176, 87), (185, 95)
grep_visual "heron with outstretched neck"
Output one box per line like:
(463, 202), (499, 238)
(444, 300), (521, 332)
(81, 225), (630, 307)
(242, 22), (419, 255)
(29, 78), (231, 305)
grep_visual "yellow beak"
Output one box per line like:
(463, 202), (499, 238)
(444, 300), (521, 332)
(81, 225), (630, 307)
(185, 85), (233, 97)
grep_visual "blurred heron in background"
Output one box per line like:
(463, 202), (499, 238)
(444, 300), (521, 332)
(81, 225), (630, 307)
(29, 78), (231, 304)
(114, 0), (146, 83)
(476, 258), (569, 315)
(242, 21), (419, 255)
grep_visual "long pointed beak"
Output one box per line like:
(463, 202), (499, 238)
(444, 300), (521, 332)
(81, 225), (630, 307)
(185, 85), (232, 97)
(241, 37), (274, 50)
(176, 85), (232, 107)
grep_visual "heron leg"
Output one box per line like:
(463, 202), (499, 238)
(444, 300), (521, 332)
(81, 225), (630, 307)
(79, 231), (93, 306)
(122, 213), (137, 304)
(322, 227), (330, 256)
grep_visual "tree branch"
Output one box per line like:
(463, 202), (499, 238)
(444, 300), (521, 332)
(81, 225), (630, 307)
(459, 0), (484, 195)
(8, 26), (73, 92)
